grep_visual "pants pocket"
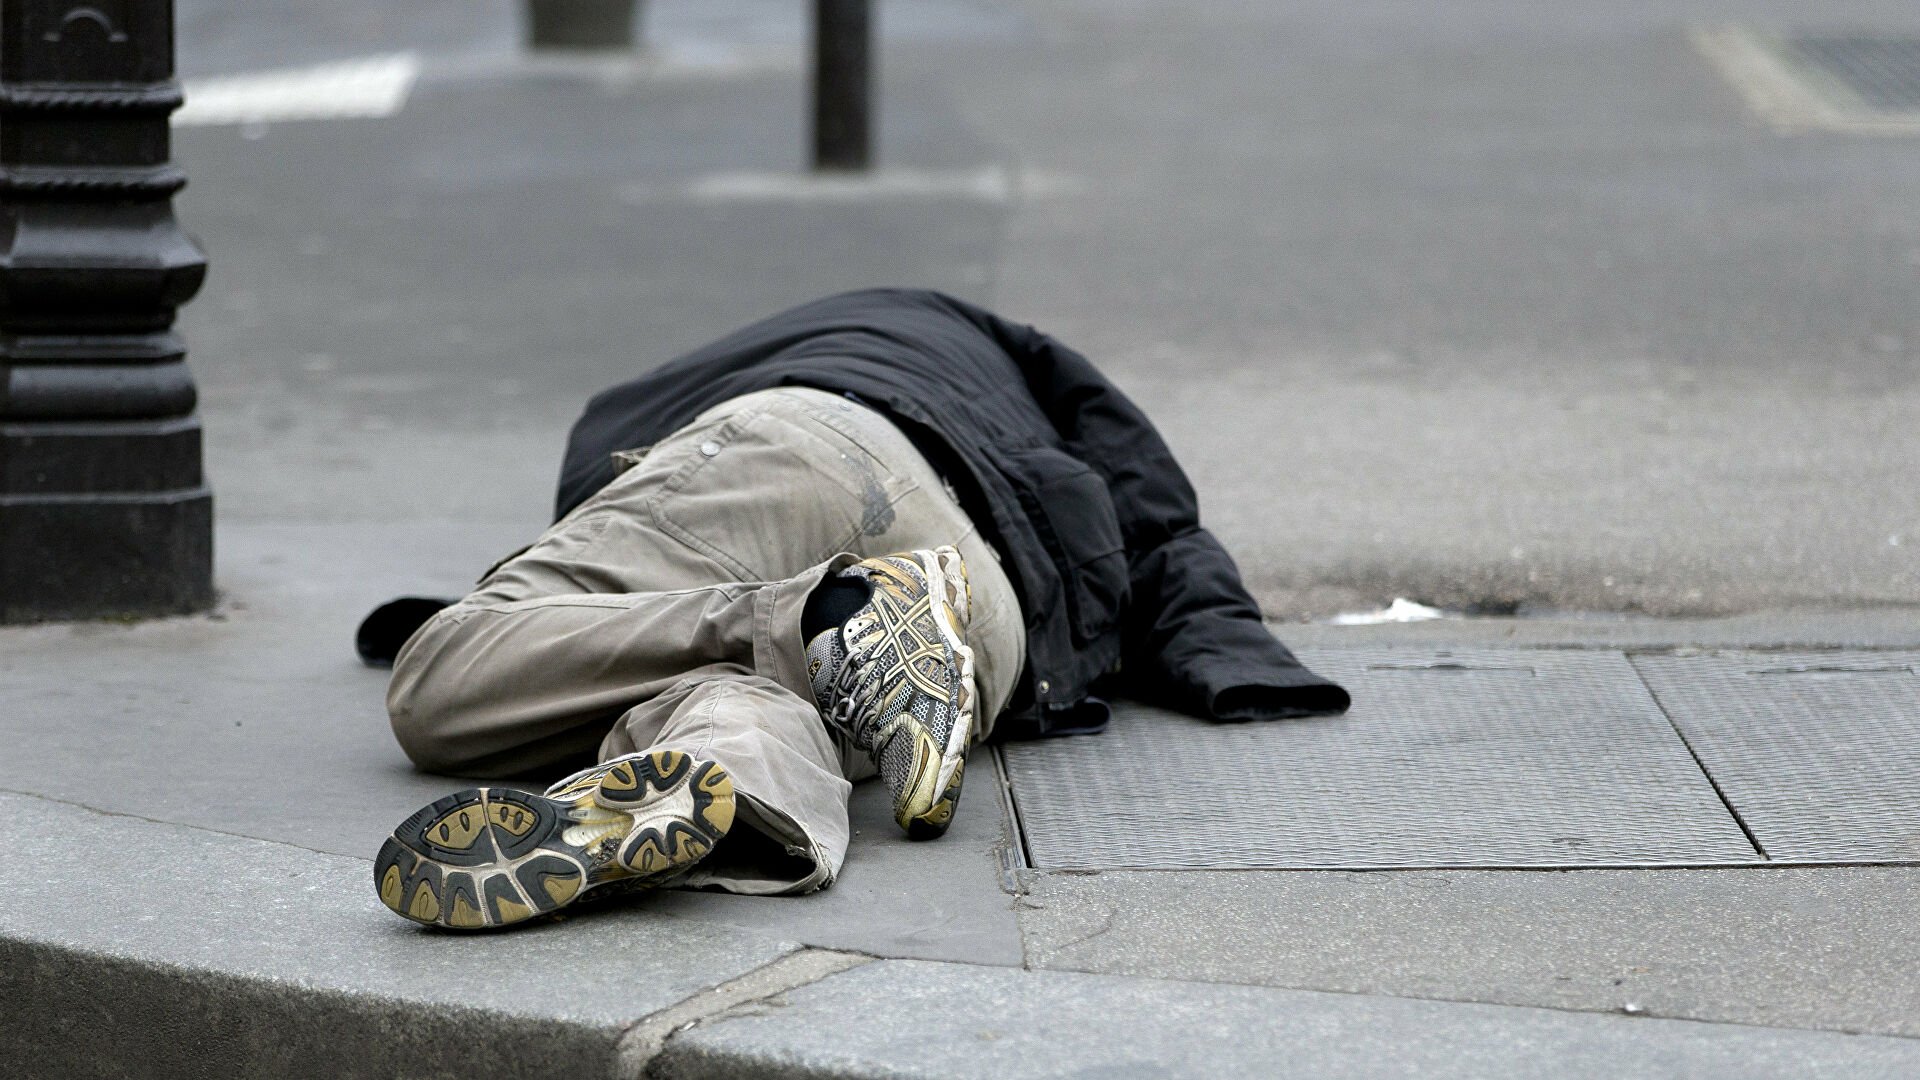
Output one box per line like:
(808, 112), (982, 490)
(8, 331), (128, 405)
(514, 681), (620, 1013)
(649, 408), (919, 580)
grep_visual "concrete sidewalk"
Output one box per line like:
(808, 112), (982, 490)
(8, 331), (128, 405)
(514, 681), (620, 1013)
(5, 524), (1920, 1077)
(7, 0), (1920, 1074)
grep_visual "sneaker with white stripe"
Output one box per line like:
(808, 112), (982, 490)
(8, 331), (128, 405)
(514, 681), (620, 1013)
(806, 547), (977, 839)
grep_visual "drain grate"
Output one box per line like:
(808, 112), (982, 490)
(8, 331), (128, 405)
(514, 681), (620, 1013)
(1001, 649), (1756, 870)
(1694, 25), (1920, 132)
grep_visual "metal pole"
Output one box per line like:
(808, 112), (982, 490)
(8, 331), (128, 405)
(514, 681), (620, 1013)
(526, 0), (639, 51)
(812, 0), (872, 171)
(0, 0), (212, 622)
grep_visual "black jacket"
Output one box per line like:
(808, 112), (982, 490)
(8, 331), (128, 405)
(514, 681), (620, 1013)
(559, 288), (1348, 739)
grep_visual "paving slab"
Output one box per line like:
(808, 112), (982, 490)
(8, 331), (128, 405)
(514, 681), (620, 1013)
(1017, 866), (1920, 1038)
(0, 522), (534, 859)
(643, 753), (1024, 965)
(1634, 652), (1920, 861)
(1004, 649), (1755, 869)
(655, 958), (1920, 1079)
(0, 792), (797, 1079)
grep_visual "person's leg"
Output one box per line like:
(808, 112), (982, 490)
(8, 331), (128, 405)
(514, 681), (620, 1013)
(390, 386), (1022, 781)
(386, 573), (829, 778)
(376, 559), (857, 928)
(386, 389), (928, 775)
(761, 388), (1025, 729)
(597, 673), (850, 895)
(376, 666), (851, 930)
(377, 387), (1025, 926)
(647, 387), (1024, 830)
(738, 389), (1025, 776)
(381, 389), (952, 922)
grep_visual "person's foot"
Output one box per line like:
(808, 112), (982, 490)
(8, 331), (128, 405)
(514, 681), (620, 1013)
(807, 547), (976, 839)
(375, 750), (734, 929)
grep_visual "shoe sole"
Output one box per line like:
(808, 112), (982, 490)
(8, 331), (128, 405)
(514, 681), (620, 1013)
(375, 752), (734, 930)
(899, 546), (977, 839)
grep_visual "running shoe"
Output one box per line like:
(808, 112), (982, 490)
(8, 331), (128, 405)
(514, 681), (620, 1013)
(807, 546), (976, 839)
(374, 750), (734, 929)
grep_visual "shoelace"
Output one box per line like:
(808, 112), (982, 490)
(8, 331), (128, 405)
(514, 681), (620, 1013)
(827, 646), (884, 751)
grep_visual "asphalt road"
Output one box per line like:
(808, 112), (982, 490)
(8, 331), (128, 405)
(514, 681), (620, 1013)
(171, 0), (1920, 617)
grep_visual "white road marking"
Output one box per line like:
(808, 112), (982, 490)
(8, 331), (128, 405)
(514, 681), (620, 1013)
(175, 52), (420, 128)
(621, 165), (1082, 205)
(427, 42), (804, 85)
(1691, 24), (1920, 135)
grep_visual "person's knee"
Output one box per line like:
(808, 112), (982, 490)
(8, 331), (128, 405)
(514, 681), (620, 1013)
(384, 614), (472, 771)
(388, 677), (463, 771)
(389, 713), (456, 772)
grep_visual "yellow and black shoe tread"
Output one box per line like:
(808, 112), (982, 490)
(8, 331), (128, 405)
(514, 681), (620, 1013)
(375, 751), (733, 931)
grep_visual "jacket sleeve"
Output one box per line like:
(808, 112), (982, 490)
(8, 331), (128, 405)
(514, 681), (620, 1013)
(957, 298), (1351, 720)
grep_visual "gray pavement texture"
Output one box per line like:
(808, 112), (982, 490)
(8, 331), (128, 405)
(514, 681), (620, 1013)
(0, 792), (798, 1079)
(7, 0), (1920, 1075)
(657, 960), (1920, 1080)
(167, 0), (1920, 619)
(1006, 651), (1763, 871)
(8, 527), (1920, 1077)
(1018, 867), (1920, 1037)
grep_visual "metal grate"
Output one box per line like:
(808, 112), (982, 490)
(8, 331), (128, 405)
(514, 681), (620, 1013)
(1002, 649), (1756, 870)
(1694, 25), (1920, 132)
(1632, 652), (1920, 862)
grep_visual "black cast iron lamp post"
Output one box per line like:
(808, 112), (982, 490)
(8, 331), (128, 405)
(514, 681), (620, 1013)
(0, 0), (212, 622)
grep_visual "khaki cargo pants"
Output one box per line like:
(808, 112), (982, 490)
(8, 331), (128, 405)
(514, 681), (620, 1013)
(386, 387), (1025, 894)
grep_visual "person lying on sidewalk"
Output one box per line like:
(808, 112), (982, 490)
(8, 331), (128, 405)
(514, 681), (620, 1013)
(363, 287), (1350, 930)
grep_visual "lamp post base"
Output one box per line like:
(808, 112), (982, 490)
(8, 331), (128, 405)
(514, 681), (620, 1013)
(1, 0), (213, 624)
(0, 416), (212, 623)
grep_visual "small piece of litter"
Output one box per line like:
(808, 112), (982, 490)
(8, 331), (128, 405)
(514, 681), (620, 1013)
(1329, 598), (1452, 626)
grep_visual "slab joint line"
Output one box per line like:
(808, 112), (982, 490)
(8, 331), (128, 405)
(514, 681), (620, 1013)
(1626, 656), (1771, 860)
(615, 947), (870, 1078)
